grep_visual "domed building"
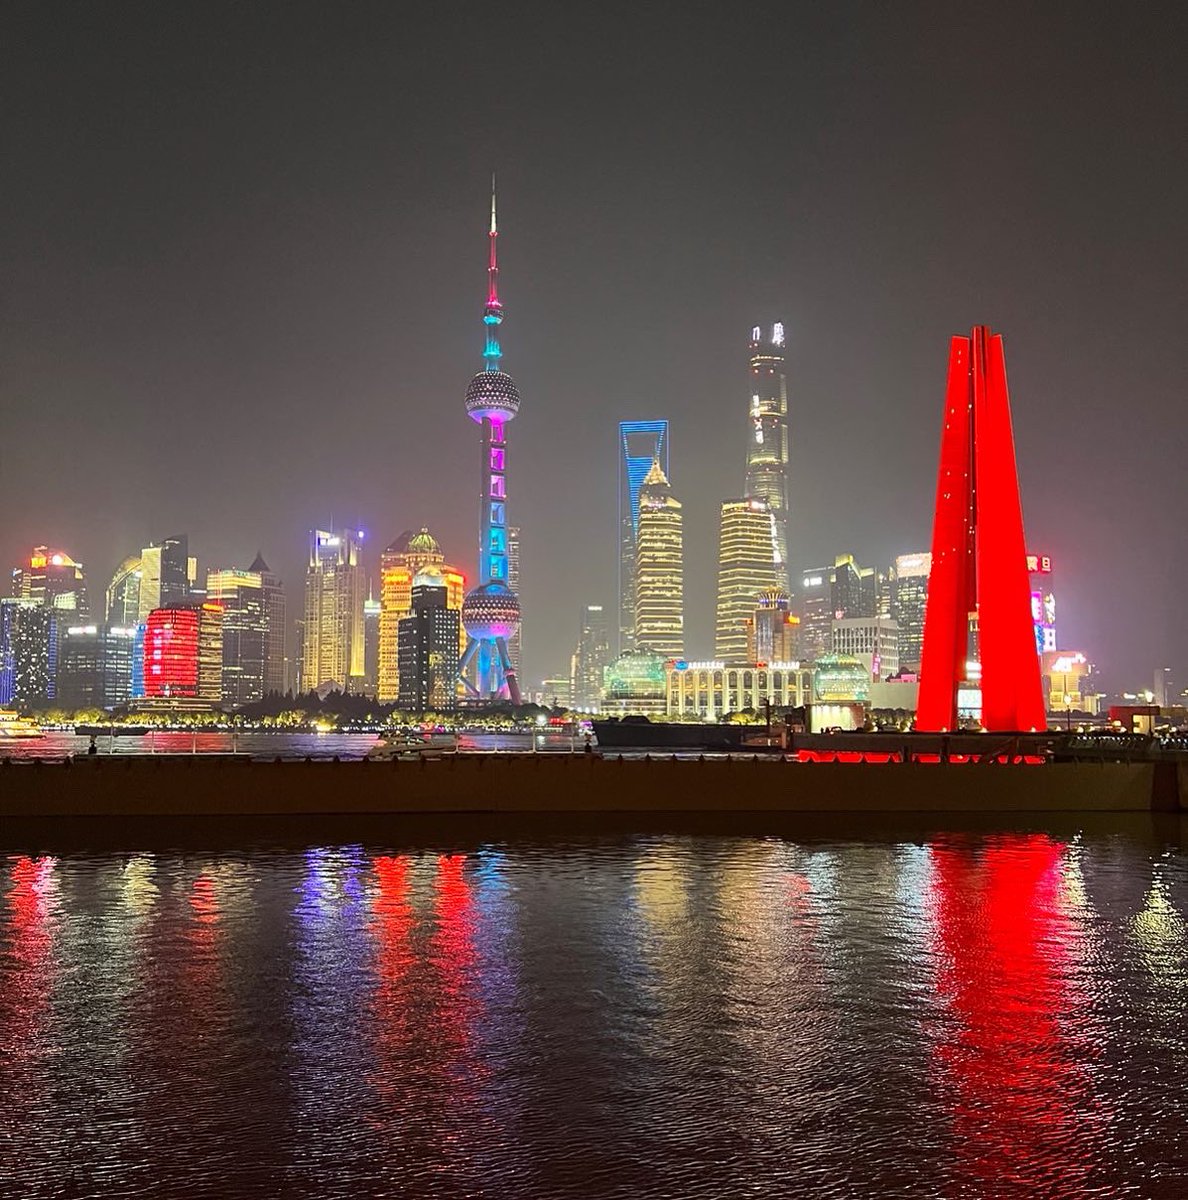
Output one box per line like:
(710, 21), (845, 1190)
(812, 653), (871, 703)
(378, 528), (464, 702)
(601, 649), (668, 716)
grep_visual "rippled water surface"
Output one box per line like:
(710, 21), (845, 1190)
(2, 824), (1187, 1197)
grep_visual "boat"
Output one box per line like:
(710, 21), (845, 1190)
(75, 724), (150, 737)
(592, 716), (763, 752)
(367, 731), (460, 761)
(0, 710), (45, 739)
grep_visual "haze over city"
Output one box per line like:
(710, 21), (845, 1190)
(2, 3), (1184, 689)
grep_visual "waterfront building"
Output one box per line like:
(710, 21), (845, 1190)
(143, 604), (224, 702)
(205, 568), (267, 706)
(378, 529), (464, 702)
(634, 460), (684, 660)
(713, 498), (782, 661)
(57, 624), (136, 710)
(12, 547), (89, 618)
(397, 568), (460, 711)
(106, 555), (143, 625)
(744, 324), (791, 587)
(618, 419), (669, 653)
(570, 603), (612, 710)
(458, 181), (523, 702)
(602, 649), (667, 716)
(831, 616), (900, 680)
(0, 598), (57, 706)
(300, 529), (365, 694)
(667, 660), (810, 721)
(893, 553), (931, 673)
(537, 676), (573, 708)
(137, 535), (190, 621)
(363, 591), (381, 696)
(796, 567), (833, 663)
(248, 553), (287, 696)
(917, 327), (1045, 732)
(747, 589), (799, 663)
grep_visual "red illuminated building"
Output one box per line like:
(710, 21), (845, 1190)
(917, 327), (1046, 732)
(143, 604), (224, 701)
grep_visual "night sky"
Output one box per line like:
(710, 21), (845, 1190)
(2, 3), (1184, 690)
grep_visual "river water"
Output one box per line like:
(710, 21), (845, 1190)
(2, 823), (1186, 1197)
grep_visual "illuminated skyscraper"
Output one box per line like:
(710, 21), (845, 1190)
(713, 498), (782, 661)
(12, 547), (89, 618)
(893, 552), (931, 673)
(58, 624), (136, 709)
(137, 535), (189, 620)
(250, 553), (287, 696)
(458, 179), (522, 702)
(300, 529), (365, 693)
(363, 591), (381, 696)
(747, 589), (799, 663)
(107, 555), (143, 625)
(831, 554), (877, 619)
(570, 603), (612, 710)
(0, 599), (57, 706)
(618, 419), (669, 653)
(796, 567), (833, 663)
(142, 603), (223, 702)
(205, 568), (267, 706)
(377, 529), (464, 702)
(744, 324), (790, 586)
(398, 568), (460, 711)
(634, 460), (684, 659)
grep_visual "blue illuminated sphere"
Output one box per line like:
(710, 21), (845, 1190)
(461, 581), (521, 641)
(465, 370), (520, 423)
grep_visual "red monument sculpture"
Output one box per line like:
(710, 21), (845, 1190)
(917, 327), (1046, 732)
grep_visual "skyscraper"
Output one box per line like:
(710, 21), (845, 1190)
(618, 419), (669, 653)
(398, 568), (461, 711)
(205, 568), (267, 706)
(12, 547), (89, 618)
(57, 624), (136, 710)
(377, 529), (464, 702)
(744, 324), (790, 587)
(142, 603), (224, 703)
(570, 603), (612, 710)
(107, 555), (143, 625)
(138, 535), (189, 621)
(0, 599), (57, 706)
(893, 553), (931, 674)
(796, 567), (833, 663)
(458, 179), (522, 703)
(300, 529), (365, 693)
(251, 553), (287, 695)
(830, 554), (877, 619)
(633, 460), (684, 659)
(747, 589), (799, 663)
(713, 498), (782, 662)
(363, 591), (381, 696)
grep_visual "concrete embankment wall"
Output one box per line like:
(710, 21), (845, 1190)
(0, 755), (1175, 818)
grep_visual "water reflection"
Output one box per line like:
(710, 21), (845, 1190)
(0, 828), (1185, 1197)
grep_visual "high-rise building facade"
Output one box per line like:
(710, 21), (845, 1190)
(618, 419), (669, 653)
(397, 570), (461, 711)
(796, 567), (833, 663)
(12, 547), (89, 619)
(363, 592), (381, 696)
(570, 603), (612, 710)
(831, 554), (877, 620)
(57, 624), (136, 710)
(713, 498), (782, 662)
(205, 568), (267, 706)
(107, 555), (143, 625)
(744, 324), (790, 587)
(142, 604), (224, 702)
(301, 529), (365, 693)
(458, 181), (522, 703)
(633, 460), (684, 659)
(747, 589), (799, 664)
(893, 553), (931, 674)
(0, 599), (57, 706)
(832, 616), (900, 680)
(377, 529), (464, 702)
(250, 553), (287, 695)
(138, 535), (189, 621)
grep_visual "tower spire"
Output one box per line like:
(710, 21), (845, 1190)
(483, 172), (503, 371)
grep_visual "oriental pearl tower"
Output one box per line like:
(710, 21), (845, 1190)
(457, 178), (522, 703)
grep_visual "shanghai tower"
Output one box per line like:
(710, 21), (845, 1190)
(744, 324), (790, 587)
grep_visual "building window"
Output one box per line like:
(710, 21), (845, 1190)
(489, 447), (505, 471)
(490, 502), (505, 525)
(490, 475), (506, 498)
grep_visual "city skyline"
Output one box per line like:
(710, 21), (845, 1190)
(1, 6), (1183, 692)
